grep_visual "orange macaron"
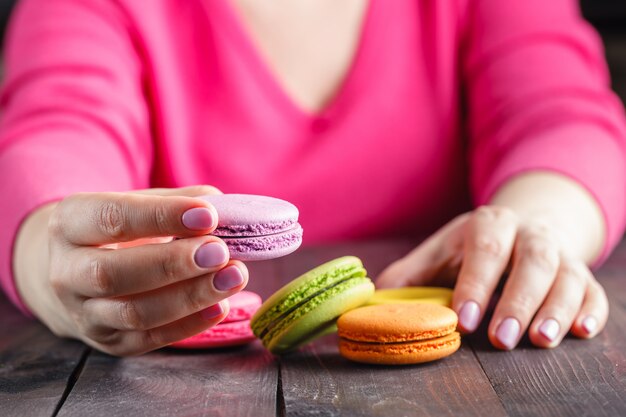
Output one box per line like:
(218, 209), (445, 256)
(337, 303), (461, 365)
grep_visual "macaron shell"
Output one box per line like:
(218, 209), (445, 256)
(266, 278), (375, 354)
(169, 291), (261, 349)
(251, 256), (366, 334)
(221, 291), (263, 323)
(200, 194), (299, 236)
(222, 224), (303, 261)
(337, 304), (458, 343)
(339, 332), (461, 365)
(367, 287), (452, 307)
(169, 320), (256, 349)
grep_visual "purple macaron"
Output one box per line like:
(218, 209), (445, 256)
(200, 194), (303, 261)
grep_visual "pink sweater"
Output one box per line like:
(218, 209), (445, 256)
(1, 0), (625, 314)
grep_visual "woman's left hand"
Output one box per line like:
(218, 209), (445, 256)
(376, 205), (608, 350)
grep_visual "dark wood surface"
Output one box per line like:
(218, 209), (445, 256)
(1, 238), (625, 417)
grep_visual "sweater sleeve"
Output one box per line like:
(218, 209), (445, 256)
(0, 0), (152, 314)
(464, 0), (626, 265)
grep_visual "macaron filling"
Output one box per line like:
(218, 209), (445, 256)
(220, 224), (303, 253)
(338, 323), (457, 344)
(259, 275), (371, 343)
(252, 263), (367, 338)
(213, 220), (299, 237)
(339, 332), (461, 355)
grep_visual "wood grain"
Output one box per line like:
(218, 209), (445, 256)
(0, 294), (87, 417)
(57, 343), (277, 417)
(57, 258), (283, 417)
(466, 241), (626, 417)
(280, 334), (507, 417)
(277, 241), (507, 417)
(2, 238), (625, 416)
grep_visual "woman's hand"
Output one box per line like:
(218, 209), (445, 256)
(377, 171), (612, 351)
(376, 205), (608, 349)
(15, 186), (248, 356)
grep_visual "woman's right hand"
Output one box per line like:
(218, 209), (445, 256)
(14, 186), (248, 356)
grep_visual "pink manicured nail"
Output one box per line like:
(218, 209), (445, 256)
(201, 303), (224, 320)
(582, 316), (598, 335)
(496, 318), (520, 350)
(195, 243), (229, 268)
(459, 301), (480, 332)
(539, 318), (560, 342)
(213, 266), (245, 291)
(182, 207), (215, 230)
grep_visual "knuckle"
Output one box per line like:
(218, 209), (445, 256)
(491, 205), (516, 220)
(508, 293), (537, 313)
(159, 251), (182, 284)
(587, 279), (608, 304)
(474, 205), (496, 221)
(181, 282), (209, 313)
(558, 262), (589, 287)
(471, 234), (504, 258)
(119, 300), (146, 330)
(151, 203), (172, 236)
(87, 258), (115, 297)
(97, 199), (128, 240)
(518, 239), (559, 272)
(49, 271), (67, 297)
(48, 209), (65, 238)
(143, 328), (168, 349)
(196, 185), (221, 195)
(475, 205), (516, 222)
(456, 272), (493, 298)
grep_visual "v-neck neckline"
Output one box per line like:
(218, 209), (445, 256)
(209, 0), (377, 123)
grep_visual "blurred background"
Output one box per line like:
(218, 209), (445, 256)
(0, 0), (624, 102)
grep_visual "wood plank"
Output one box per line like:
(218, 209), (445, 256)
(0, 294), (88, 417)
(57, 343), (277, 417)
(467, 241), (626, 417)
(278, 242), (507, 417)
(280, 334), (507, 417)
(57, 258), (283, 417)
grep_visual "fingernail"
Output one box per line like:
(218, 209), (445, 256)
(201, 303), (224, 320)
(496, 317), (520, 350)
(195, 242), (229, 268)
(213, 266), (245, 291)
(582, 316), (598, 335)
(459, 301), (480, 332)
(539, 318), (560, 342)
(182, 207), (215, 230)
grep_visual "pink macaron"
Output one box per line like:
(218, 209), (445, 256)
(200, 194), (303, 261)
(169, 291), (262, 349)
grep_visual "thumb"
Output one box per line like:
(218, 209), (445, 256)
(376, 214), (468, 288)
(132, 185), (223, 197)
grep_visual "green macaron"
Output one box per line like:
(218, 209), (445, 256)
(251, 256), (375, 354)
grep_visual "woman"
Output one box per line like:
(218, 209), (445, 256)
(1, 0), (624, 356)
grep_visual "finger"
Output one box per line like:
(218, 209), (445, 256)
(570, 278), (609, 339)
(52, 192), (219, 245)
(453, 206), (518, 333)
(132, 185), (223, 197)
(91, 299), (231, 356)
(102, 186), (223, 249)
(527, 259), (588, 348)
(84, 262), (248, 332)
(376, 213), (469, 288)
(70, 236), (231, 298)
(488, 226), (560, 350)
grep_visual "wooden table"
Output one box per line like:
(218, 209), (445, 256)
(2, 239), (625, 417)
